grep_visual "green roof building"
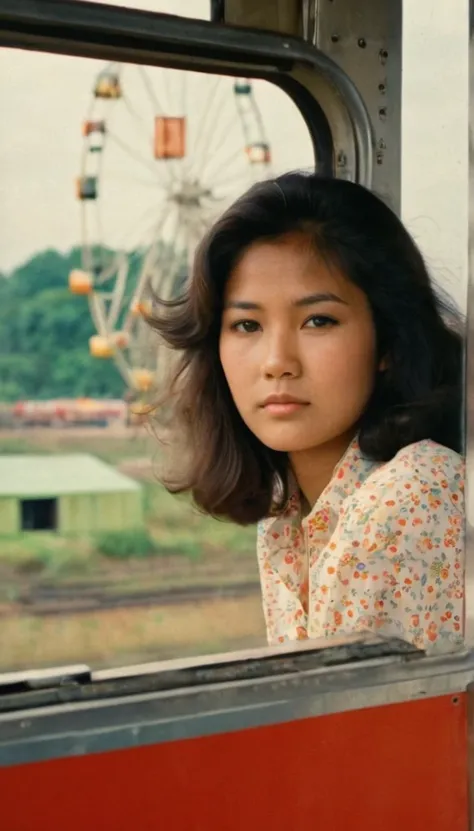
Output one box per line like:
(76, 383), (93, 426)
(0, 454), (143, 535)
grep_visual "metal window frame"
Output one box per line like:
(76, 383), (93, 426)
(0, 0), (377, 184)
(0, 635), (472, 767)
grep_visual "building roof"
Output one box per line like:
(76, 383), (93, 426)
(0, 454), (141, 498)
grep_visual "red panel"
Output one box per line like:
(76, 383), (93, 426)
(0, 694), (468, 831)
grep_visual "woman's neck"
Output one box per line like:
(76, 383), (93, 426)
(289, 432), (354, 509)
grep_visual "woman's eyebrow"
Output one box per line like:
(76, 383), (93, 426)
(224, 300), (261, 310)
(224, 292), (348, 310)
(293, 292), (348, 307)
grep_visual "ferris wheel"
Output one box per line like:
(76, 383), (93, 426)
(68, 63), (273, 399)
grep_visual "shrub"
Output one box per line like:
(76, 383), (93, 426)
(95, 529), (158, 559)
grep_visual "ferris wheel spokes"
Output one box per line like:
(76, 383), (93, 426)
(194, 117), (245, 185)
(106, 129), (169, 184)
(199, 80), (273, 189)
(184, 77), (228, 181)
(123, 213), (172, 334)
(137, 66), (168, 122)
(107, 253), (129, 330)
(188, 83), (257, 187)
(200, 142), (254, 188)
(121, 93), (179, 190)
(89, 291), (111, 341)
(137, 65), (185, 187)
(211, 167), (257, 193)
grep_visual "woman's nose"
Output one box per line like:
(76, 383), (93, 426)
(261, 334), (301, 379)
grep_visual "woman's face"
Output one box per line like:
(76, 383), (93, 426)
(219, 233), (379, 455)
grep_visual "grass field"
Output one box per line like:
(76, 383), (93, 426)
(1, 597), (265, 669)
(0, 429), (150, 463)
(0, 427), (265, 672)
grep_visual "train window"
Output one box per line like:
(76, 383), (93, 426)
(0, 0), (466, 680)
(0, 45), (314, 674)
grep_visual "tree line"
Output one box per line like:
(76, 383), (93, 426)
(0, 248), (131, 401)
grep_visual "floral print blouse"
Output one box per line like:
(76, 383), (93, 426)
(257, 438), (464, 653)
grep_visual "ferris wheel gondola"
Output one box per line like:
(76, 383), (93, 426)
(69, 64), (273, 400)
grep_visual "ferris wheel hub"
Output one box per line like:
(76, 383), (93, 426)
(169, 178), (213, 208)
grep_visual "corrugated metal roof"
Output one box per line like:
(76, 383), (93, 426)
(0, 454), (141, 498)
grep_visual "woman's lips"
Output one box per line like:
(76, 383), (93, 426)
(261, 395), (310, 416)
(264, 401), (308, 415)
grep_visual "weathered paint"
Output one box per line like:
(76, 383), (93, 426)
(59, 490), (143, 534)
(0, 694), (468, 831)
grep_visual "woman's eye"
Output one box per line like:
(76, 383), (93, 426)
(304, 315), (338, 329)
(231, 320), (260, 333)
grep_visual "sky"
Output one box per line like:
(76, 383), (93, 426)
(0, 0), (468, 307)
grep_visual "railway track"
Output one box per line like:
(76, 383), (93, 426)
(12, 580), (261, 617)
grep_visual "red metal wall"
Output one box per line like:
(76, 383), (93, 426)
(1, 693), (468, 831)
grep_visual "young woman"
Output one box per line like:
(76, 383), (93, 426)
(149, 172), (464, 653)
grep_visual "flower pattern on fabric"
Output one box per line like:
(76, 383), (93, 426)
(257, 439), (464, 652)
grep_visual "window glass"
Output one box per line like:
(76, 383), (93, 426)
(0, 46), (314, 672)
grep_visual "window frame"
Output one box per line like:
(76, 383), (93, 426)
(0, 635), (472, 767)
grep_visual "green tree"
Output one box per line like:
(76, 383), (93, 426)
(0, 244), (187, 402)
(0, 248), (124, 401)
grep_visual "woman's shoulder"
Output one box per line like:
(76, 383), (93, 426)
(357, 439), (464, 512)
(384, 439), (463, 475)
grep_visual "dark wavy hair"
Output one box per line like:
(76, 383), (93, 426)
(148, 172), (463, 524)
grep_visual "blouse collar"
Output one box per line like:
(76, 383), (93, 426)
(269, 436), (379, 533)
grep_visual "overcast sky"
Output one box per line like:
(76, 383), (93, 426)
(0, 0), (468, 307)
